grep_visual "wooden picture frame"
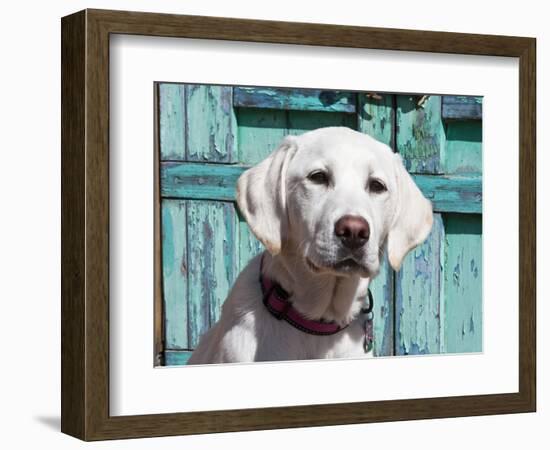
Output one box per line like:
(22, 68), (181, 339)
(61, 9), (536, 441)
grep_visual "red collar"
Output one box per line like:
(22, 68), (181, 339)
(259, 255), (373, 339)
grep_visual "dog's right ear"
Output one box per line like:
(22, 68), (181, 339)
(236, 136), (298, 255)
(387, 153), (433, 271)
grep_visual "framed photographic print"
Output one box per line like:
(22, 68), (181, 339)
(154, 82), (483, 365)
(61, 9), (536, 441)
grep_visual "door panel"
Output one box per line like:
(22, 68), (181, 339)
(237, 108), (288, 165)
(185, 85), (237, 163)
(444, 121), (482, 174)
(357, 93), (395, 149)
(161, 199), (188, 350)
(159, 83), (186, 161)
(441, 101), (483, 353)
(187, 200), (238, 347)
(443, 214), (482, 353)
(396, 215), (444, 355)
(396, 95), (445, 174)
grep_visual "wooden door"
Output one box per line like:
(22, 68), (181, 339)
(156, 84), (482, 364)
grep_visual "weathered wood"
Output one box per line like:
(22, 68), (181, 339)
(186, 85), (237, 162)
(160, 162), (243, 201)
(414, 174), (482, 214)
(396, 214), (444, 355)
(444, 121), (482, 174)
(234, 87), (356, 113)
(187, 201), (238, 347)
(236, 108), (287, 165)
(442, 95), (483, 121)
(443, 214), (483, 353)
(518, 38), (536, 409)
(396, 95), (445, 174)
(161, 162), (481, 213)
(161, 200), (188, 350)
(164, 350), (193, 366)
(357, 94), (395, 150)
(154, 87), (164, 366)
(159, 83), (186, 160)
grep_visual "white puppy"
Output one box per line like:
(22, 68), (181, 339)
(187, 126), (433, 364)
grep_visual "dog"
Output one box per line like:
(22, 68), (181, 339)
(187, 126), (433, 364)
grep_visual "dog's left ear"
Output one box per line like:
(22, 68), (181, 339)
(387, 153), (434, 271)
(236, 136), (298, 255)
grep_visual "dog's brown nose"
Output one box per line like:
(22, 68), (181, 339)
(334, 215), (370, 250)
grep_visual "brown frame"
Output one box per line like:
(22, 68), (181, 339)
(61, 8), (536, 441)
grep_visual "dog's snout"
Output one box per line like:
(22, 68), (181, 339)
(334, 215), (370, 250)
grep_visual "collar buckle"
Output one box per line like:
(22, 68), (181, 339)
(360, 288), (374, 316)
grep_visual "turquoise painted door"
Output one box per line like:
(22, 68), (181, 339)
(157, 84), (482, 365)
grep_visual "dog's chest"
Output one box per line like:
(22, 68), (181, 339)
(253, 309), (373, 361)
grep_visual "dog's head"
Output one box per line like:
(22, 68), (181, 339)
(237, 126), (433, 277)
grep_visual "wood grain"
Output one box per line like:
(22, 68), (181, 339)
(396, 215), (444, 355)
(186, 85), (237, 163)
(61, 10), (86, 438)
(164, 350), (194, 365)
(444, 121), (482, 174)
(234, 87), (357, 113)
(61, 8), (536, 440)
(159, 83), (186, 160)
(357, 93), (395, 151)
(154, 83), (165, 365)
(161, 199), (189, 350)
(518, 36), (536, 409)
(187, 201), (238, 347)
(443, 214), (483, 353)
(396, 95), (445, 174)
(160, 161), (482, 212)
(85, 8), (532, 56)
(160, 161), (243, 200)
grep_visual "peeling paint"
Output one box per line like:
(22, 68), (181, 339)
(396, 214), (443, 355)
(453, 259), (461, 286)
(444, 214), (482, 353)
(159, 84), (186, 160)
(397, 95), (444, 174)
(233, 87), (357, 113)
(186, 84), (236, 163)
(470, 258), (479, 278)
(161, 200), (188, 349)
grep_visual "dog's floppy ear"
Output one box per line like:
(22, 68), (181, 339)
(387, 153), (434, 271)
(236, 136), (298, 255)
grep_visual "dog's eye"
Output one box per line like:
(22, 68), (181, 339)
(308, 171), (329, 185)
(368, 179), (387, 193)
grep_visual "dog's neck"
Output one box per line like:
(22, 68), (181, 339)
(261, 251), (370, 326)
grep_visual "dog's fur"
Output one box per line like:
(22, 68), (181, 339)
(187, 127), (433, 364)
